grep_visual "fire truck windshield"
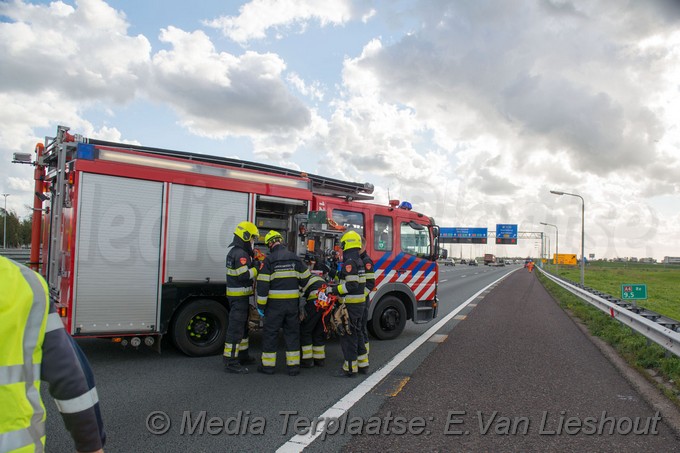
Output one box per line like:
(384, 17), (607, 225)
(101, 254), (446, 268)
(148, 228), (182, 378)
(400, 221), (433, 259)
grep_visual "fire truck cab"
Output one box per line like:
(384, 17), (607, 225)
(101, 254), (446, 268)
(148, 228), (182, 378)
(28, 126), (440, 356)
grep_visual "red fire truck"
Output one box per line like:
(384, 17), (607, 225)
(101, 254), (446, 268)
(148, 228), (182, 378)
(24, 126), (440, 356)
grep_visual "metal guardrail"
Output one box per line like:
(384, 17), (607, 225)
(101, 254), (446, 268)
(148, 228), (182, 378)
(0, 248), (32, 264)
(538, 267), (680, 358)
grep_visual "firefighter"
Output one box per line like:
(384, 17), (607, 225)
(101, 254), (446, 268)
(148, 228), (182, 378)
(0, 256), (106, 453)
(224, 221), (261, 374)
(358, 235), (375, 374)
(328, 230), (366, 378)
(256, 230), (311, 376)
(299, 256), (329, 368)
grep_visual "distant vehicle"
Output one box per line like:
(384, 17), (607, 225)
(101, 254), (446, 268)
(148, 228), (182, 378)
(505, 260), (512, 265)
(468, 260), (478, 266)
(438, 257), (455, 266)
(461, 259), (467, 264)
(484, 253), (496, 265)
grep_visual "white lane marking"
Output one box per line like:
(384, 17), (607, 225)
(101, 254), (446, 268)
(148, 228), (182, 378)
(276, 269), (518, 453)
(440, 279), (448, 282)
(460, 275), (467, 278)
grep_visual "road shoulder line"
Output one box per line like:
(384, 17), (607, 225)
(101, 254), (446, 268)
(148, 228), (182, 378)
(275, 269), (520, 452)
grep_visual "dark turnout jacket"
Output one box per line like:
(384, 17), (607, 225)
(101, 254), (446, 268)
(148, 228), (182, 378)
(256, 244), (311, 308)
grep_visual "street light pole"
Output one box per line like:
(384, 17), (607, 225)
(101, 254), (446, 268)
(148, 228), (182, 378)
(540, 222), (559, 274)
(2, 193), (9, 249)
(550, 190), (584, 285)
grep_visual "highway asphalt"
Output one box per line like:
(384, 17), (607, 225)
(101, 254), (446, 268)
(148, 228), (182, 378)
(41, 263), (510, 452)
(41, 264), (680, 452)
(344, 269), (680, 452)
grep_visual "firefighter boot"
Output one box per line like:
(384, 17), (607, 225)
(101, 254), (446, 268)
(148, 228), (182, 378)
(334, 369), (356, 378)
(288, 366), (300, 377)
(257, 365), (275, 375)
(225, 361), (249, 374)
(314, 359), (325, 367)
(239, 353), (256, 365)
(300, 358), (314, 368)
(358, 367), (369, 375)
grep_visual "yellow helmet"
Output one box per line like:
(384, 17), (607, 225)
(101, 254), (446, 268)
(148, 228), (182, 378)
(340, 230), (362, 251)
(264, 230), (284, 246)
(234, 221), (259, 241)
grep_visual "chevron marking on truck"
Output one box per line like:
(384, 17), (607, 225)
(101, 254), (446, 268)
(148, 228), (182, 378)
(374, 252), (437, 301)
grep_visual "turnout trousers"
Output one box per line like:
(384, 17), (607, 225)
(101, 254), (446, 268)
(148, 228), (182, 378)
(224, 297), (251, 364)
(361, 296), (370, 354)
(261, 299), (300, 371)
(340, 302), (366, 374)
(300, 301), (326, 364)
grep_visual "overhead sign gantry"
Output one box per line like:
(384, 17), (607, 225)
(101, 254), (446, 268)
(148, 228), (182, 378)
(495, 224), (518, 245)
(439, 227), (488, 244)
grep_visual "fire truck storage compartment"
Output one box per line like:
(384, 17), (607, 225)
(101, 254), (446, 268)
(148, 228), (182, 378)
(255, 195), (307, 247)
(74, 173), (162, 333)
(165, 184), (248, 282)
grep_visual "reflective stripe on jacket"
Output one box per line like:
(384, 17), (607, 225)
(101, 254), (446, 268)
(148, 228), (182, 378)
(1, 257), (106, 453)
(226, 240), (258, 297)
(302, 275), (325, 302)
(256, 244), (311, 307)
(360, 251), (375, 297)
(0, 257), (49, 453)
(333, 249), (365, 304)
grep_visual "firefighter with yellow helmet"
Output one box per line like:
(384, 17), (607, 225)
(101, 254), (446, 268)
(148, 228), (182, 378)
(256, 230), (311, 376)
(328, 230), (366, 377)
(224, 221), (262, 374)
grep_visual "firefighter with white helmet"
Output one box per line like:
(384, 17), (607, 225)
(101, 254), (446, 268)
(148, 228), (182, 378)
(224, 221), (261, 374)
(328, 230), (366, 377)
(256, 230), (311, 376)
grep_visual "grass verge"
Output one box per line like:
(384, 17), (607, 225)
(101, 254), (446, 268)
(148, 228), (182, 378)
(537, 272), (680, 406)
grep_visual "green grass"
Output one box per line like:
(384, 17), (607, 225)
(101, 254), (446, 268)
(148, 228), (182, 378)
(537, 272), (680, 403)
(542, 261), (680, 321)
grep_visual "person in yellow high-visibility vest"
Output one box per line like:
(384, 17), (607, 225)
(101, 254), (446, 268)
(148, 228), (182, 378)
(0, 256), (105, 453)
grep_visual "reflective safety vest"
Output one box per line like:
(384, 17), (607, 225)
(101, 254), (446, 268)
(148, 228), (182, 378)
(0, 257), (50, 453)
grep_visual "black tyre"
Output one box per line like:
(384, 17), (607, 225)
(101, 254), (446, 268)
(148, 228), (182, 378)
(369, 295), (407, 340)
(172, 299), (227, 356)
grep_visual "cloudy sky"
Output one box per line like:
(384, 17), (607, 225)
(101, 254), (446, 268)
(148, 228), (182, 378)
(1, 0), (679, 261)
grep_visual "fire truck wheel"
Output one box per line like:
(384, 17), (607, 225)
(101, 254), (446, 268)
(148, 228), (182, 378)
(171, 299), (227, 357)
(368, 296), (407, 340)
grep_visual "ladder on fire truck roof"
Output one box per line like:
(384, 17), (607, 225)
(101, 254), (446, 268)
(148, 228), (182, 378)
(44, 126), (375, 201)
(63, 129), (375, 201)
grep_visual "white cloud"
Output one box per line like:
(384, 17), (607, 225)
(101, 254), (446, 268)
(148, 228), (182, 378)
(2, 0), (680, 260)
(147, 26), (312, 138)
(204, 0), (355, 44)
(286, 72), (325, 101)
(0, 0), (151, 101)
